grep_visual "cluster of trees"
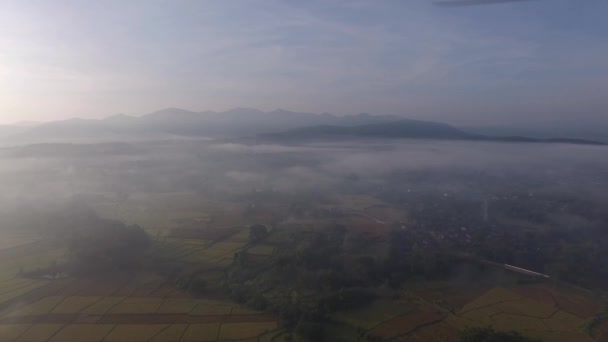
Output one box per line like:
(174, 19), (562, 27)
(226, 225), (383, 328)
(224, 223), (466, 331)
(66, 216), (150, 273)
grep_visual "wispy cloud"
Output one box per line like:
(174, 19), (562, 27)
(0, 0), (606, 124)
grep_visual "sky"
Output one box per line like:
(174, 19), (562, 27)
(0, 0), (607, 125)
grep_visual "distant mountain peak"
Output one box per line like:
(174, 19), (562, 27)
(104, 114), (136, 122)
(224, 107), (265, 115)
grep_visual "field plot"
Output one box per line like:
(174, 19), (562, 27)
(0, 279), (40, 293)
(491, 313), (546, 331)
(444, 286), (601, 341)
(369, 304), (445, 339)
(459, 287), (524, 313)
(181, 323), (220, 342)
(513, 284), (600, 319)
(543, 310), (585, 331)
(156, 299), (197, 314)
(108, 298), (163, 315)
(104, 324), (169, 341)
(7, 296), (64, 317)
(0, 248), (66, 280)
(51, 296), (101, 314)
(408, 321), (459, 342)
(17, 323), (64, 341)
(332, 300), (416, 330)
(410, 281), (485, 312)
(49, 324), (115, 342)
(81, 297), (125, 315)
(495, 297), (556, 318)
(91, 192), (217, 230)
(218, 321), (278, 340)
(0, 324), (31, 341)
(150, 324), (188, 341)
(189, 300), (233, 316)
(0, 281), (48, 306)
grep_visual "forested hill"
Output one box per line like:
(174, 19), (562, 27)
(258, 120), (606, 145)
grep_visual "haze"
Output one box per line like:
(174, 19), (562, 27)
(1, 0), (607, 125)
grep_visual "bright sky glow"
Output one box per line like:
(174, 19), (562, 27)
(0, 0), (606, 124)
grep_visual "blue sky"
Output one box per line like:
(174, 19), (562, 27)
(0, 0), (606, 124)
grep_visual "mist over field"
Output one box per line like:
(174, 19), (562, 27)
(1, 139), (606, 216)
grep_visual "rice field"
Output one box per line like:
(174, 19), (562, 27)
(180, 323), (220, 342)
(104, 324), (169, 341)
(332, 300), (416, 330)
(48, 324), (115, 342)
(51, 296), (102, 314)
(17, 323), (64, 342)
(108, 298), (164, 315)
(217, 322), (278, 340)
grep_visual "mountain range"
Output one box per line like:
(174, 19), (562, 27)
(0, 108), (604, 146)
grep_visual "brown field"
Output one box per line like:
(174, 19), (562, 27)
(104, 324), (169, 341)
(8, 296), (65, 317)
(156, 299), (198, 315)
(49, 324), (115, 342)
(108, 298), (164, 315)
(17, 323), (64, 341)
(0, 324), (31, 340)
(181, 323), (220, 341)
(81, 297), (126, 315)
(151, 324), (188, 341)
(51, 296), (102, 314)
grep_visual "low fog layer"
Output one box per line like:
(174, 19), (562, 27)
(0, 139), (605, 216)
